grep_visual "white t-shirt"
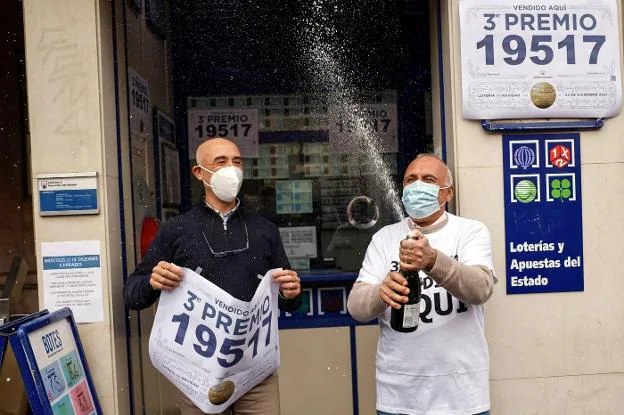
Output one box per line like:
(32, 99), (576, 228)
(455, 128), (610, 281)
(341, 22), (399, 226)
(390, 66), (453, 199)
(357, 213), (495, 415)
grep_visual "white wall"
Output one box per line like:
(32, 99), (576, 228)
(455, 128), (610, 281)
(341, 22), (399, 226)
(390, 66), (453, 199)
(433, 0), (624, 413)
(23, 0), (128, 412)
(23, 0), (176, 412)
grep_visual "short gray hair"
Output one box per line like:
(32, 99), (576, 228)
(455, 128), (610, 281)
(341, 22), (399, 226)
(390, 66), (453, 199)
(414, 153), (453, 186)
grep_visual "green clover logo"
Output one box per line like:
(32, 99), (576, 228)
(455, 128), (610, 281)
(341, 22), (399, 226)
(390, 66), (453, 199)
(551, 178), (572, 202)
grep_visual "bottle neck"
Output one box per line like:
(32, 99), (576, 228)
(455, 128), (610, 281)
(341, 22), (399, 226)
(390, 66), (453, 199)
(400, 268), (420, 278)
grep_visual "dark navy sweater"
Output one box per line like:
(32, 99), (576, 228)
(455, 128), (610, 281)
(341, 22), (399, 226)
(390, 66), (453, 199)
(124, 204), (301, 312)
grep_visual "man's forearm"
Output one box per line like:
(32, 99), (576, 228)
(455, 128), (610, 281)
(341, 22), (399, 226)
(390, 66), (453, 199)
(347, 281), (387, 322)
(124, 273), (160, 310)
(426, 251), (494, 305)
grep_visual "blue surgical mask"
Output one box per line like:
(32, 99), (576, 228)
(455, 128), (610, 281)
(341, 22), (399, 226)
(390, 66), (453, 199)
(402, 180), (450, 219)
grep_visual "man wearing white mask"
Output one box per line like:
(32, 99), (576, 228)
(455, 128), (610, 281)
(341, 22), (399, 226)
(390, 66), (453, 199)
(124, 138), (301, 415)
(347, 154), (496, 415)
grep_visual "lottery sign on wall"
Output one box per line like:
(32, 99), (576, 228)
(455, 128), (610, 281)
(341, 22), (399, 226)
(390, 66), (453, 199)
(503, 133), (583, 294)
(188, 109), (259, 158)
(459, 0), (622, 119)
(149, 268), (279, 413)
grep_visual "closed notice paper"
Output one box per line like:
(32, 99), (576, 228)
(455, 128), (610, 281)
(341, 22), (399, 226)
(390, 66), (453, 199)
(41, 241), (103, 323)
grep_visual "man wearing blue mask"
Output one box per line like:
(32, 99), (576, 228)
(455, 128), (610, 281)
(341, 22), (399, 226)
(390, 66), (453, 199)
(124, 138), (301, 415)
(347, 154), (496, 415)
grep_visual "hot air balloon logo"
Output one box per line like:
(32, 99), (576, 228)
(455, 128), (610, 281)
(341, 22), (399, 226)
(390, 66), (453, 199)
(513, 146), (536, 169)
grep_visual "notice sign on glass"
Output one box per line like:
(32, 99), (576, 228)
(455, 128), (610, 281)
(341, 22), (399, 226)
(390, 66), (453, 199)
(503, 133), (583, 294)
(459, 0), (622, 119)
(328, 103), (398, 154)
(187, 109), (259, 158)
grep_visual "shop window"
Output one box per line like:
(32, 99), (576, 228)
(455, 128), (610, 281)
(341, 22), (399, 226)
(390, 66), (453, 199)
(173, 0), (433, 275)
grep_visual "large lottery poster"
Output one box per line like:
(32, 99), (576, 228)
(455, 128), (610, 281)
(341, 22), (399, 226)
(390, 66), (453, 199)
(328, 103), (398, 153)
(187, 109), (259, 159)
(149, 268), (280, 413)
(459, 0), (622, 119)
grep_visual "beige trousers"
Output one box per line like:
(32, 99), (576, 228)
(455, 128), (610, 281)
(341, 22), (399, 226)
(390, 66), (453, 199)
(179, 372), (280, 415)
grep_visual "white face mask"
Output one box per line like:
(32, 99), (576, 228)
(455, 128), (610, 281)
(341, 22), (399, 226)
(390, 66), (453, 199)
(198, 165), (243, 202)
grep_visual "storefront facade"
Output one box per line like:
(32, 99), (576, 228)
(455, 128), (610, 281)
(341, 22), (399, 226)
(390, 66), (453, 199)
(1, 0), (623, 413)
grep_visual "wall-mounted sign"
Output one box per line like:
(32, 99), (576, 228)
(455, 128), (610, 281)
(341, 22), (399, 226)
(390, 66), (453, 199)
(503, 133), (583, 294)
(459, 0), (622, 119)
(37, 172), (98, 216)
(188, 109), (259, 158)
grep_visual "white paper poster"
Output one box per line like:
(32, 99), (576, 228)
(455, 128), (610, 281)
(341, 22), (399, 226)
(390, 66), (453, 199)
(128, 68), (151, 137)
(149, 268), (280, 413)
(188, 109), (259, 158)
(279, 226), (317, 258)
(41, 241), (103, 323)
(329, 103), (398, 154)
(459, 0), (622, 119)
(161, 143), (182, 205)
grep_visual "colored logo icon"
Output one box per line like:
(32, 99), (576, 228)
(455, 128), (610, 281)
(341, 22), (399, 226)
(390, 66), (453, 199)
(513, 146), (536, 170)
(551, 178), (572, 202)
(549, 144), (571, 168)
(530, 82), (557, 109)
(514, 179), (537, 203)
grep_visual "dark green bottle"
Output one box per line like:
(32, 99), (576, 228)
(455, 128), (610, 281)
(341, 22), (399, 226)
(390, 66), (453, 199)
(390, 268), (422, 333)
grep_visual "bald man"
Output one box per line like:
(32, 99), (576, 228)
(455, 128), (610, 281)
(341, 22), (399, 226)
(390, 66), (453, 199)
(347, 154), (495, 415)
(124, 138), (301, 415)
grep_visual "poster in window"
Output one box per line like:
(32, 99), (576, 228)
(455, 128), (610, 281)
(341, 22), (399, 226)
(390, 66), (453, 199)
(160, 141), (181, 206)
(154, 108), (180, 207)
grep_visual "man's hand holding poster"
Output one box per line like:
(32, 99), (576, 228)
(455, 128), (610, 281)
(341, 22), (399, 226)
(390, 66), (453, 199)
(149, 268), (280, 413)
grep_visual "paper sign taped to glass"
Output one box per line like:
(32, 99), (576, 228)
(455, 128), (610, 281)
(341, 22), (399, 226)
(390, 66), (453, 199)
(149, 268), (280, 413)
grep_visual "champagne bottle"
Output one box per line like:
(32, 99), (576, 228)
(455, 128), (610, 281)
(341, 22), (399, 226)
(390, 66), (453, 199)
(390, 267), (421, 332)
(390, 231), (423, 333)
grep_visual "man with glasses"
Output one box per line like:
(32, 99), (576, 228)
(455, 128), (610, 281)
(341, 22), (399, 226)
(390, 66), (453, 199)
(347, 154), (495, 415)
(124, 138), (301, 415)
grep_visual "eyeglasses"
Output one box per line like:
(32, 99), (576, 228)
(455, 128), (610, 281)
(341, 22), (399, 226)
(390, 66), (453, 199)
(202, 221), (249, 257)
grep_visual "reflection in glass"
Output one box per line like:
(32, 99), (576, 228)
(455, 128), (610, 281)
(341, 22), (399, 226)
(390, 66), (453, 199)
(172, 0), (433, 275)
